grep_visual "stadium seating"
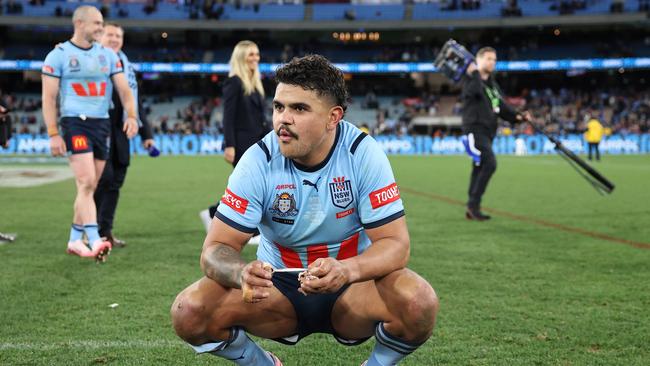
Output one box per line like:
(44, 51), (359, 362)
(5, 0), (641, 22)
(220, 4), (304, 20)
(312, 4), (405, 20)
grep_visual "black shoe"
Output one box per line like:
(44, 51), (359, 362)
(106, 234), (126, 248)
(466, 207), (491, 221)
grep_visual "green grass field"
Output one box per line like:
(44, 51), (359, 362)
(1, 154), (649, 365)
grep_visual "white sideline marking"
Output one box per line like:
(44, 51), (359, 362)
(0, 339), (185, 351)
(0, 338), (279, 351)
(0, 167), (72, 187)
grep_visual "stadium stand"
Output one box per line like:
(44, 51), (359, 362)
(4, 86), (648, 137)
(2, 0), (643, 21)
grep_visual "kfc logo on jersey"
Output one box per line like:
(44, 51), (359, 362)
(221, 188), (248, 214)
(369, 183), (400, 209)
(42, 65), (55, 74)
(329, 176), (354, 209)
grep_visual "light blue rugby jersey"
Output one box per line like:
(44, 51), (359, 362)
(216, 120), (405, 269)
(42, 41), (123, 119)
(116, 50), (140, 124)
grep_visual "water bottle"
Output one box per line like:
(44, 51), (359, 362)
(147, 145), (160, 157)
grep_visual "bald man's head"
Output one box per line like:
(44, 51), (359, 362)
(72, 6), (104, 44)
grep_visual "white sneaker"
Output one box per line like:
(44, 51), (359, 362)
(247, 234), (261, 245)
(66, 239), (93, 257)
(199, 209), (212, 233)
(0, 232), (17, 244)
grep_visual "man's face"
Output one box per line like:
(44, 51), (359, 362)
(101, 25), (123, 53)
(477, 51), (497, 74)
(79, 9), (104, 43)
(272, 83), (340, 163)
(245, 45), (260, 74)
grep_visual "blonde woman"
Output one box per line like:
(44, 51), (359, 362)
(201, 41), (270, 232)
(222, 40), (269, 166)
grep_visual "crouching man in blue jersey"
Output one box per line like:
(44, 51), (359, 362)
(171, 55), (439, 365)
(41, 5), (138, 261)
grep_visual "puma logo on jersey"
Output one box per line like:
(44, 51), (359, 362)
(302, 177), (321, 192)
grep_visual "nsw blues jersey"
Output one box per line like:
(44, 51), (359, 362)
(216, 120), (405, 269)
(42, 41), (123, 119)
(115, 50), (141, 124)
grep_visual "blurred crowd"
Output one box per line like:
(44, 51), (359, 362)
(2, 86), (649, 138)
(148, 96), (222, 135)
(356, 87), (650, 137)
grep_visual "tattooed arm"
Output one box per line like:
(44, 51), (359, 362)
(200, 217), (273, 303)
(200, 217), (252, 288)
(201, 242), (247, 288)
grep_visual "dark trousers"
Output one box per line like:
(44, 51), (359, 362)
(95, 158), (128, 237)
(467, 133), (497, 209)
(588, 142), (600, 161)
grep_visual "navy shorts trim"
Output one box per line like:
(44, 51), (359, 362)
(270, 272), (370, 346)
(60, 117), (110, 160)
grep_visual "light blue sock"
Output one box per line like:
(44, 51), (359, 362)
(190, 327), (274, 366)
(366, 322), (424, 366)
(83, 224), (101, 247)
(69, 224), (84, 242)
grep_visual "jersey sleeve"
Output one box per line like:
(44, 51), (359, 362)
(108, 49), (124, 76)
(41, 48), (63, 78)
(215, 144), (268, 233)
(354, 135), (405, 229)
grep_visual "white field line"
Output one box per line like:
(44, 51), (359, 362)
(0, 338), (279, 351)
(0, 339), (185, 351)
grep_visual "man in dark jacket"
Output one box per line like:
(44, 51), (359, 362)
(0, 101), (11, 148)
(94, 23), (155, 247)
(1, 101), (17, 244)
(461, 47), (530, 221)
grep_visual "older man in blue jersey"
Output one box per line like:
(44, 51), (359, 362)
(41, 5), (138, 262)
(171, 55), (439, 366)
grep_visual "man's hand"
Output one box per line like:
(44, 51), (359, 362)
(142, 138), (155, 149)
(299, 257), (350, 295)
(466, 62), (478, 75)
(241, 260), (274, 303)
(123, 117), (138, 138)
(49, 135), (67, 156)
(224, 146), (235, 164)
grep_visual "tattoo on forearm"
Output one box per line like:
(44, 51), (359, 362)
(203, 244), (246, 289)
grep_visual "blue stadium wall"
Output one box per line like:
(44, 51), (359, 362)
(2, 134), (649, 156)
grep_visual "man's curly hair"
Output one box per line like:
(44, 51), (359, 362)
(274, 55), (349, 113)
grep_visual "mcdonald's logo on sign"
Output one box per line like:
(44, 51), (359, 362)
(71, 82), (107, 97)
(71, 135), (88, 151)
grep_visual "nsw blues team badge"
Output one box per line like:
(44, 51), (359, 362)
(329, 177), (354, 209)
